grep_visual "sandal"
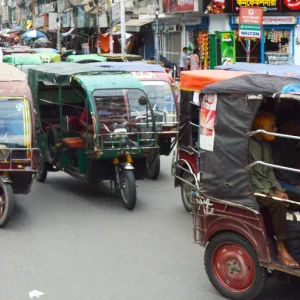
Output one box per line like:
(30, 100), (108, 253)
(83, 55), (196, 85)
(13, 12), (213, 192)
(278, 257), (300, 269)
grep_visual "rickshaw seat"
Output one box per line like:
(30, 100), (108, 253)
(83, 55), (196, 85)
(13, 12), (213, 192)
(62, 137), (85, 148)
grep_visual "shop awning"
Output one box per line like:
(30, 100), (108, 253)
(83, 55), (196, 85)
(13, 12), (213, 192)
(125, 19), (153, 32)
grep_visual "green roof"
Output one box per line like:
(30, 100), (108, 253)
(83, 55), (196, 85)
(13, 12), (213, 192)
(3, 54), (43, 65)
(67, 54), (107, 63)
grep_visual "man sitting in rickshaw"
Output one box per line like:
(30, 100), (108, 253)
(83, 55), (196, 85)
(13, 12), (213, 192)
(249, 111), (300, 268)
(79, 108), (94, 150)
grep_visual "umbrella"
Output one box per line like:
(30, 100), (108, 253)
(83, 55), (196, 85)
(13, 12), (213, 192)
(33, 37), (51, 46)
(22, 30), (46, 39)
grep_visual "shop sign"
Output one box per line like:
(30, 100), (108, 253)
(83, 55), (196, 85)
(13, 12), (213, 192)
(239, 7), (263, 38)
(282, 0), (300, 11)
(48, 12), (57, 30)
(163, 0), (199, 13)
(2, 6), (9, 23)
(181, 17), (201, 26)
(112, 4), (120, 25)
(234, 16), (296, 25)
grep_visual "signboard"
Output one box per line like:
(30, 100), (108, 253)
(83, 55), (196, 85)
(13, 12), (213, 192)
(282, 0), (300, 11)
(2, 6), (9, 23)
(239, 7), (263, 39)
(112, 4), (120, 25)
(63, 11), (71, 27)
(48, 12), (57, 30)
(233, 16), (297, 25)
(163, 0), (199, 13)
(234, 0), (280, 12)
(181, 17), (201, 26)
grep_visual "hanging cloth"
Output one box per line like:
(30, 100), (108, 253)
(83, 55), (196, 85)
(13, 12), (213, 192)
(100, 33), (110, 53)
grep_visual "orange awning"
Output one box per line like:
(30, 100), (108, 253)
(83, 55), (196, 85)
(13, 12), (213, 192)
(180, 70), (252, 92)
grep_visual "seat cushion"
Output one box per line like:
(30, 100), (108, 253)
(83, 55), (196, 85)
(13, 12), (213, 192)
(62, 137), (85, 148)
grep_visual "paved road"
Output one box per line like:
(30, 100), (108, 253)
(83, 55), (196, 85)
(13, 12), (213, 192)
(2, 156), (300, 300)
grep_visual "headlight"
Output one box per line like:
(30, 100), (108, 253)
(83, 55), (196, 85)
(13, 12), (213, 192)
(0, 144), (9, 161)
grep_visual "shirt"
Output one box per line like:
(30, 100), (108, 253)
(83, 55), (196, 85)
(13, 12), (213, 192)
(272, 138), (300, 186)
(190, 54), (200, 70)
(180, 52), (188, 68)
(248, 137), (284, 194)
(79, 109), (93, 133)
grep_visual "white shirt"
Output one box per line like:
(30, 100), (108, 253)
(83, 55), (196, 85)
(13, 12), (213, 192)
(180, 52), (188, 68)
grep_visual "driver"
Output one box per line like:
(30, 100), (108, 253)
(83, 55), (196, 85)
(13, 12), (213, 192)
(249, 111), (300, 268)
(79, 108), (94, 150)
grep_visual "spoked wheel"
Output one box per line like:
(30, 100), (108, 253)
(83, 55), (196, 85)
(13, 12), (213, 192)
(181, 172), (196, 213)
(0, 181), (14, 228)
(205, 232), (268, 300)
(36, 151), (48, 183)
(146, 154), (160, 180)
(119, 170), (136, 210)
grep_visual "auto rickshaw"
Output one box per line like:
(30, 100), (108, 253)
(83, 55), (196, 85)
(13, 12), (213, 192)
(173, 70), (251, 212)
(172, 72), (300, 299)
(88, 62), (178, 180)
(66, 54), (106, 63)
(28, 63), (158, 210)
(0, 64), (37, 227)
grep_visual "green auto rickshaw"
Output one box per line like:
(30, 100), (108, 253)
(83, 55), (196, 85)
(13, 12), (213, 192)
(28, 63), (158, 209)
(66, 54), (106, 63)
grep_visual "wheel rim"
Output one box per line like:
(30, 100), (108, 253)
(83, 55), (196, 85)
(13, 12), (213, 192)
(0, 186), (6, 218)
(212, 244), (255, 292)
(182, 180), (194, 206)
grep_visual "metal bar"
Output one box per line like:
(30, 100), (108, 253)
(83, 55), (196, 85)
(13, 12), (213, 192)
(189, 121), (200, 128)
(247, 129), (300, 141)
(254, 193), (300, 207)
(245, 160), (300, 173)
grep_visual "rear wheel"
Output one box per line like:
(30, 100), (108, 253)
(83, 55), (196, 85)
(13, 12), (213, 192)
(204, 232), (268, 300)
(181, 172), (196, 213)
(45, 126), (60, 165)
(0, 181), (14, 228)
(36, 151), (48, 183)
(119, 170), (136, 210)
(146, 154), (160, 180)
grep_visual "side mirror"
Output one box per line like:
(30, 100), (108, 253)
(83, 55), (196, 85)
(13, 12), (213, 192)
(138, 96), (147, 106)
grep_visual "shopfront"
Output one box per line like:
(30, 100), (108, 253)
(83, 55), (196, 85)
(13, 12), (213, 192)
(230, 16), (300, 64)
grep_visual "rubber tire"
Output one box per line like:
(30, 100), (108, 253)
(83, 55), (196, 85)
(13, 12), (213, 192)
(146, 154), (160, 180)
(36, 151), (48, 183)
(181, 172), (196, 213)
(0, 182), (14, 228)
(204, 232), (268, 300)
(120, 170), (136, 210)
(45, 126), (60, 165)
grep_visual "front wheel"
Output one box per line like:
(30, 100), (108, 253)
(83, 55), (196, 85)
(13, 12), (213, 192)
(204, 232), (268, 300)
(146, 154), (160, 180)
(181, 172), (196, 213)
(119, 170), (136, 210)
(0, 181), (14, 228)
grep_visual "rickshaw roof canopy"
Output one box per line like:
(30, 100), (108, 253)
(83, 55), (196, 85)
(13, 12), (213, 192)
(0, 64), (27, 81)
(202, 74), (300, 96)
(28, 62), (128, 85)
(180, 70), (252, 92)
(99, 53), (143, 61)
(215, 62), (300, 79)
(88, 62), (166, 72)
(67, 54), (107, 63)
(3, 54), (43, 65)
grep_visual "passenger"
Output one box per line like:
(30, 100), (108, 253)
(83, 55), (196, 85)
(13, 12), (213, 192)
(79, 108), (94, 150)
(249, 111), (300, 268)
(272, 111), (300, 194)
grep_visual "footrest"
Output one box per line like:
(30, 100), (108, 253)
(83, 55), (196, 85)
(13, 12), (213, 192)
(62, 137), (85, 148)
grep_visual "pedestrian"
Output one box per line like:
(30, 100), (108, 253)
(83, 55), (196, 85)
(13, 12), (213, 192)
(189, 48), (201, 71)
(61, 42), (67, 55)
(180, 47), (188, 72)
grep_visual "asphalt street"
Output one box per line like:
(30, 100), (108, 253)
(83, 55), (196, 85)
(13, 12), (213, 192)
(2, 155), (300, 300)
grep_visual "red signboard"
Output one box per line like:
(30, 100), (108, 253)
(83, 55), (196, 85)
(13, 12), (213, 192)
(163, 0), (198, 13)
(239, 7), (264, 38)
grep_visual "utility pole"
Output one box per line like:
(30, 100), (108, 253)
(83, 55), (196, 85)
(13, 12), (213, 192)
(56, 0), (61, 52)
(31, 0), (36, 30)
(106, 0), (113, 54)
(120, 0), (126, 54)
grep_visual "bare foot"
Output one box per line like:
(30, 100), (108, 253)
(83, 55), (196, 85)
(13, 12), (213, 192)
(277, 240), (300, 268)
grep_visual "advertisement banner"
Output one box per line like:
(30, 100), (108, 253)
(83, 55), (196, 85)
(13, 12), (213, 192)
(200, 94), (218, 151)
(219, 31), (236, 64)
(239, 7), (263, 39)
(282, 0), (300, 11)
(163, 0), (198, 13)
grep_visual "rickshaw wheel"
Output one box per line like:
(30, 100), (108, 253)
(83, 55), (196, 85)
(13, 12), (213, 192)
(0, 182), (14, 228)
(146, 154), (160, 180)
(119, 170), (136, 210)
(205, 232), (268, 300)
(36, 151), (48, 183)
(45, 126), (60, 165)
(181, 172), (196, 213)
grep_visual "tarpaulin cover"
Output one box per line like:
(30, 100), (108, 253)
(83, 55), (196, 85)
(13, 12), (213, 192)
(180, 70), (252, 92)
(87, 62), (166, 72)
(215, 63), (300, 78)
(3, 54), (43, 65)
(66, 54), (106, 63)
(197, 74), (300, 211)
(202, 74), (300, 96)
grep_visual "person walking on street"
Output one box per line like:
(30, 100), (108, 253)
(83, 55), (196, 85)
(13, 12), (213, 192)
(180, 47), (188, 72)
(190, 48), (201, 71)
